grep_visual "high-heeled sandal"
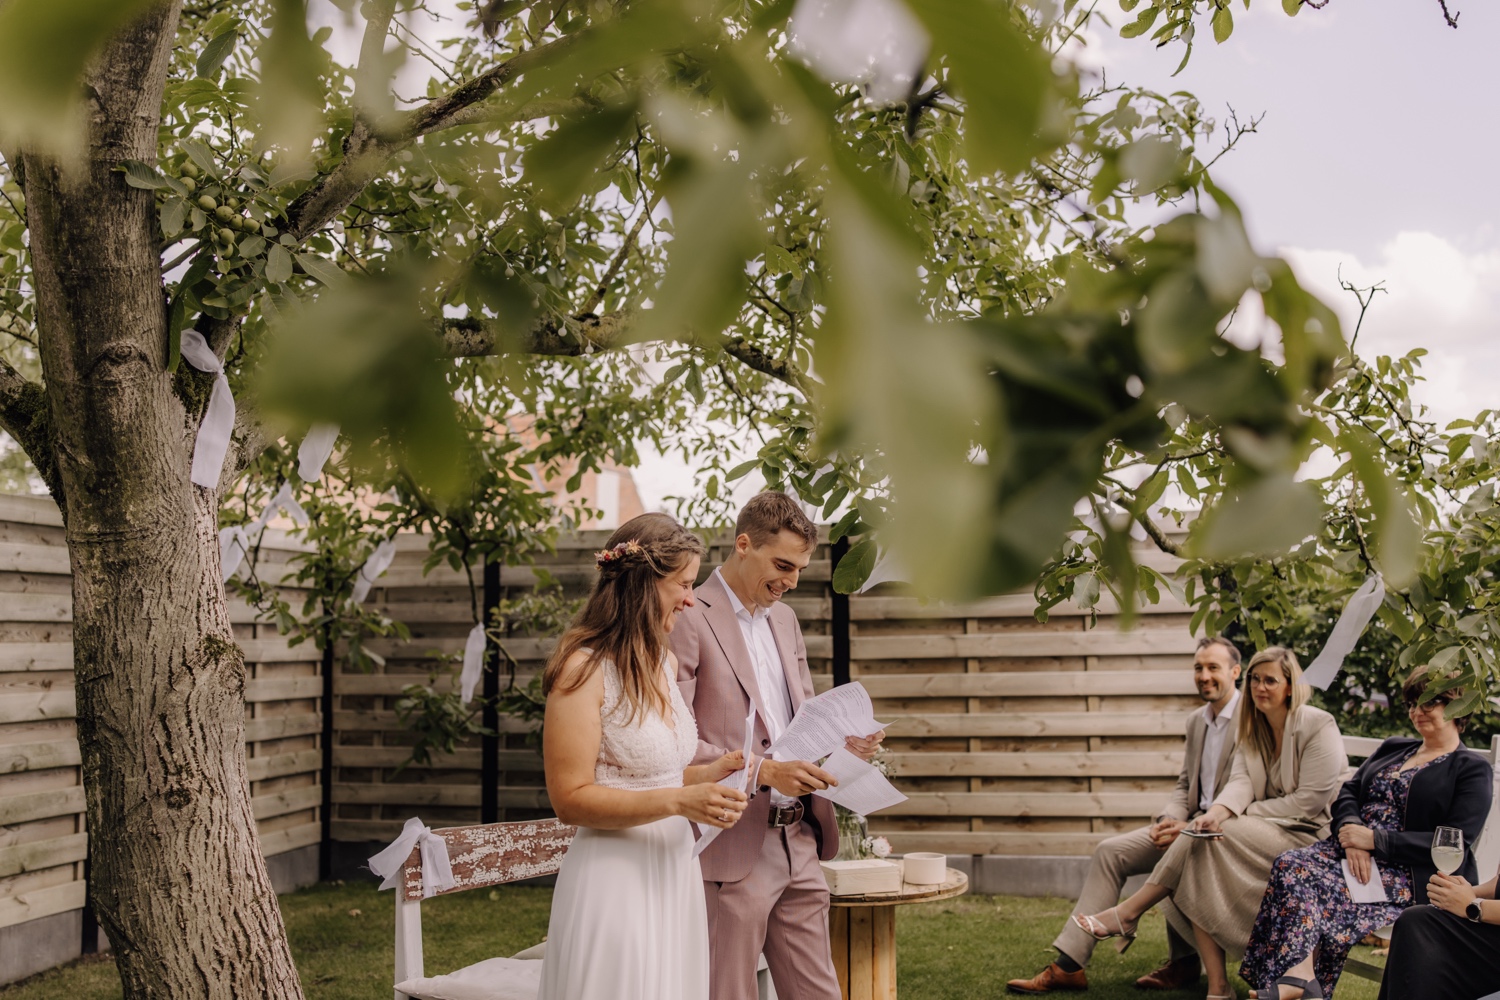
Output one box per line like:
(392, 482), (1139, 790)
(1248, 974), (1324, 999)
(1070, 907), (1138, 953)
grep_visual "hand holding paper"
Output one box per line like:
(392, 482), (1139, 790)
(767, 682), (890, 763)
(693, 706), (757, 858)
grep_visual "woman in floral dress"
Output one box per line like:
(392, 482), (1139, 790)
(1239, 667), (1493, 999)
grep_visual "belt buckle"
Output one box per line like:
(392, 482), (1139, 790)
(768, 802), (803, 828)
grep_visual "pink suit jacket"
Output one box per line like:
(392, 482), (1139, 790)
(670, 572), (838, 883)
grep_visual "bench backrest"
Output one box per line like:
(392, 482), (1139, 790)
(1342, 733), (1500, 877)
(394, 818), (576, 999)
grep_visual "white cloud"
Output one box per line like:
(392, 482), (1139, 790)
(1281, 232), (1500, 424)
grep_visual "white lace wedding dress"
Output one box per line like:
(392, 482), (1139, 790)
(536, 657), (709, 1000)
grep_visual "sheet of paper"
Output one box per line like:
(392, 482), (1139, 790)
(692, 706), (758, 857)
(1304, 574), (1385, 690)
(812, 747), (907, 815)
(767, 682), (889, 763)
(1341, 858), (1388, 904)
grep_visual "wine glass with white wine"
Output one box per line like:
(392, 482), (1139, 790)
(1432, 826), (1465, 875)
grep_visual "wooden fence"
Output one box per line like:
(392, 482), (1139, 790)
(0, 492), (1202, 977)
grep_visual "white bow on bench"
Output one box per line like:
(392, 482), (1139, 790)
(370, 816), (457, 899)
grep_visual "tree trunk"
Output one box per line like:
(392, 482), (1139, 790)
(21, 4), (305, 997)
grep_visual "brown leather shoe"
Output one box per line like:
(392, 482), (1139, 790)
(1134, 955), (1201, 990)
(1006, 963), (1088, 994)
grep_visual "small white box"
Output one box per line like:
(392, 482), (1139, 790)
(820, 859), (903, 896)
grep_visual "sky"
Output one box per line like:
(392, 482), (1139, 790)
(319, 0), (1500, 511)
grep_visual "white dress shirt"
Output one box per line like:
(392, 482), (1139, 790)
(716, 568), (796, 806)
(1199, 688), (1240, 813)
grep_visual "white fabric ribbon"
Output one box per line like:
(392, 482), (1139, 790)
(218, 526), (251, 583)
(1303, 574), (1386, 690)
(297, 423), (339, 481)
(218, 481), (309, 583)
(459, 621), (487, 704)
(351, 537), (397, 604)
(368, 816), (456, 899)
(179, 329), (236, 489)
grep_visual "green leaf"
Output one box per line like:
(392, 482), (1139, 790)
(161, 198), (187, 236)
(236, 234), (266, 259)
(764, 244), (800, 277)
(182, 139), (218, 178)
(522, 102), (639, 211)
(196, 27), (239, 79)
(253, 0), (327, 167)
(120, 160), (169, 190)
(266, 244), (293, 284)
(832, 538), (878, 594)
(905, 0), (1056, 174)
(296, 253), (347, 287)
(1282, 0), (1302, 14)
(724, 458), (760, 482)
(1211, 5), (1234, 43)
(1120, 4), (1161, 38)
(1191, 475), (1326, 559)
(0, 0), (164, 155)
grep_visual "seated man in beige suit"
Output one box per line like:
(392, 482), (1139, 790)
(1007, 636), (1243, 994)
(671, 492), (884, 1000)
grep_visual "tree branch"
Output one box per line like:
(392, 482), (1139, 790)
(0, 358), (58, 496)
(441, 313), (816, 396)
(1136, 510), (1181, 556)
(580, 191), (661, 316)
(285, 33), (576, 242)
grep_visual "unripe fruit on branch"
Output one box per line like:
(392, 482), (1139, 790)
(217, 227), (235, 244)
(225, 197), (241, 210)
(215, 206), (234, 222)
(180, 161), (200, 179)
(181, 177), (197, 193)
(197, 195), (217, 212)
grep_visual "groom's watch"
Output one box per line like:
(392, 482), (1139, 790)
(1466, 900), (1484, 923)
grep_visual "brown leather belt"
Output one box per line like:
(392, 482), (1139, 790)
(767, 801), (804, 828)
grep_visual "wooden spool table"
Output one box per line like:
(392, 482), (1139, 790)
(827, 868), (968, 1000)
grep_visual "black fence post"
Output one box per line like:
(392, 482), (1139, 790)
(830, 536), (851, 688)
(80, 860), (97, 954)
(480, 558), (502, 825)
(317, 638), (335, 882)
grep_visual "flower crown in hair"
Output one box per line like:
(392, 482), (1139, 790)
(595, 540), (645, 568)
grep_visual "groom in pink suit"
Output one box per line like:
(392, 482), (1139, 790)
(672, 491), (884, 1000)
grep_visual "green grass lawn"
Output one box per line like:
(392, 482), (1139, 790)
(0, 883), (1386, 999)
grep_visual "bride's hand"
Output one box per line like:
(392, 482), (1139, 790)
(677, 782), (748, 829)
(704, 751), (746, 784)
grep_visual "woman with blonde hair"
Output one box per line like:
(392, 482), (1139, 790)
(537, 512), (749, 1000)
(1074, 646), (1345, 999)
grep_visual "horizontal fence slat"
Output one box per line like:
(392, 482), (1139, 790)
(857, 671), (1195, 699)
(244, 714), (320, 743)
(0, 738), (81, 773)
(245, 676), (322, 703)
(849, 594), (1189, 620)
(879, 832), (1113, 856)
(885, 792), (1162, 818)
(0, 833), (88, 880)
(851, 630), (1197, 660)
(0, 689), (76, 724)
(0, 880), (86, 931)
(0, 785), (84, 825)
(885, 751), (1181, 778)
(886, 711), (1192, 739)
(256, 821), (321, 858)
(331, 746), (541, 770)
(247, 749), (323, 783)
(252, 783), (322, 822)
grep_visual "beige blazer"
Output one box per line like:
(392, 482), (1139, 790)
(669, 573), (838, 883)
(1158, 701), (1241, 824)
(1213, 703), (1345, 836)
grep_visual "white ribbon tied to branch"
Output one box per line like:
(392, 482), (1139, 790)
(351, 537), (397, 604)
(179, 329), (236, 489)
(367, 816), (456, 899)
(1303, 574), (1386, 691)
(297, 423), (339, 481)
(217, 482), (310, 583)
(459, 621), (487, 704)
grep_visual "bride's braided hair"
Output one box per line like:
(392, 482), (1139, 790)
(544, 513), (705, 723)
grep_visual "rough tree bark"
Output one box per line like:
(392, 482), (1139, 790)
(19, 3), (304, 996)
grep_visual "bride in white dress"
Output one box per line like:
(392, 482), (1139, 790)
(538, 513), (748, 1000)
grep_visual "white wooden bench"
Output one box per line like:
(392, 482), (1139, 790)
(390, 817), (780, 1000)
(1339, 734), (1500, 984)
(392, 818), (577, 1000)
